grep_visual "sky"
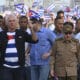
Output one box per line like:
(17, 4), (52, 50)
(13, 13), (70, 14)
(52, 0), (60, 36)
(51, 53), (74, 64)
(0, 0), (5, 6)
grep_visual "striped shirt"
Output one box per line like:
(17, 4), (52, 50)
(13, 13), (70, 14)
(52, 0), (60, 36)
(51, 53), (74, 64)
(3, 32), (19, 68)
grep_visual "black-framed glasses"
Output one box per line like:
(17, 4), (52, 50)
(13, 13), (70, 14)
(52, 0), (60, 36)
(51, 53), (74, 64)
(64, 32), (72, 35)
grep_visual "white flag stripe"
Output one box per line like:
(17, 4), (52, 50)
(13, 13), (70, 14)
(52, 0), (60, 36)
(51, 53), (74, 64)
(8, 39), (15, 44)
(50, 6), (55, 10)
(15, 8), (22, 13)
(47, 3), (55, 11)
(5, 57), (18, 62)
(47, 4), (52, 9)
(45, 17), (51, 20)
(44, 15), (51, 20)
(7, 32), (15, 35)
(47, 4), (54, 10)
(15, 3), (24, 9)
(3, 64), (19, 68)
(48, 5), (55, 11)
(6, 48), (17, 53)
(38, 9), (44, 11)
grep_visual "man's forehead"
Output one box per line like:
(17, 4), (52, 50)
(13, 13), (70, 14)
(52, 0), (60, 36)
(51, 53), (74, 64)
(20, 18), (27, 21)
(8, 17), (17, 21)
(57, 19), (64, 23)
(59, 13), (64, 16)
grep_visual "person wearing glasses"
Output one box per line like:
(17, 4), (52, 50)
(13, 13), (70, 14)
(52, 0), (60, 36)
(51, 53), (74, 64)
(50, 22), (80, 80)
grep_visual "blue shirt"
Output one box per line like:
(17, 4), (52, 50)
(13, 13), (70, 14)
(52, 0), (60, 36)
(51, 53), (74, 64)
(53, 30), (63, 39)
(30, 27), (56, 65)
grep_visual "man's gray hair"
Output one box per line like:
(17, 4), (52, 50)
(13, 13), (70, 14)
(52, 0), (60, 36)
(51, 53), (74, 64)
(5, 13), (18, 26)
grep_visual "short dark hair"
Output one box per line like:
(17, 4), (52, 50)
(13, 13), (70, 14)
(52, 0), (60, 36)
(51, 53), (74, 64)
(19, 16), (28, 24)
(19, 16), (28, 20)
(54, 17), (62, 23)
(0, 15), (3, 19)
(30, 17), (43, 24)
(57, 10), (64, 18)
(57, 10), (64, 16)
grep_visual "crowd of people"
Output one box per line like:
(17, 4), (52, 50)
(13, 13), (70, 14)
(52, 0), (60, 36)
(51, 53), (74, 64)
(0, 9), (80, 80)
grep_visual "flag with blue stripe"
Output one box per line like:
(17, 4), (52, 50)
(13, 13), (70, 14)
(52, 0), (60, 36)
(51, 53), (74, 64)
(47, 3), (55, 12)
(29, 10), (40, 20)
(14, 3), (25, 15)
(32, 2), (39, 7)
(37, 6), (44, 17)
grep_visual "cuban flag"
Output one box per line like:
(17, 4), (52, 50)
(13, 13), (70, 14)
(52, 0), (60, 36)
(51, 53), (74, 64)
(29, 10), (40, 20)
(47, 3), (55, 12)
(14, 3), (28, 15)
(44, 13), (51, 20)
(32, 2), (39, 7)
(14, 3), (24, 13)
(37, 6), (44, 17)
(72, 5), (79, 17)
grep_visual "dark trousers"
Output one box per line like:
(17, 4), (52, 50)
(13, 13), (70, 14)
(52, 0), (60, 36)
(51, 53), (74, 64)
(25, 66), (31, 80)
(0, 68), (3, 80)
(78, 66), (80, 80)
(48, 76), (77, 80)
(58, 76), (77, 80)
(2, 67), (25, 80)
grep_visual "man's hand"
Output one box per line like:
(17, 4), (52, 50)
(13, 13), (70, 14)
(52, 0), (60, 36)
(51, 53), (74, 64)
(50, 69), (54, 77)
(42, 53), (50, 59)
(28, 21), (33, 29)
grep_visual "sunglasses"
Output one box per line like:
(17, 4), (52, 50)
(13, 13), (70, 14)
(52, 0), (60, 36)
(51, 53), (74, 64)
(64, 32), (72, 35)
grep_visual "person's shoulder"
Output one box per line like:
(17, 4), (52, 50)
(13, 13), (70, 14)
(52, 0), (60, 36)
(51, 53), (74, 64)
(75, 33), (80, 38)
(16, 29), (23, 32)
(16, 29), (26, 33)
(56, 37), (63, 41)
(16, 29), (28, 36)
(72, 38), (79, 43)
(0, 30), (7, 34)
(44, 27), (54, 34)
(55, 37), (63, 41)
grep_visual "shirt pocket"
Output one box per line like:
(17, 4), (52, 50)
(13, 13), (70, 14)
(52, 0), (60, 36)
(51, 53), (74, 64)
(70, 44), (77, 53)
(56, 47), (64, 56)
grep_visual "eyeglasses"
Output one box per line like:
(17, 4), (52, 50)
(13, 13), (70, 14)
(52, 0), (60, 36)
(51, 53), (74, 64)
(64, 32), (72, 35)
